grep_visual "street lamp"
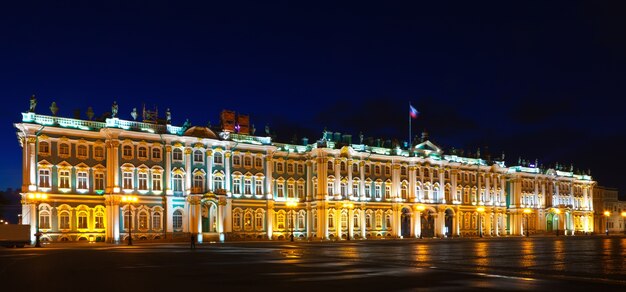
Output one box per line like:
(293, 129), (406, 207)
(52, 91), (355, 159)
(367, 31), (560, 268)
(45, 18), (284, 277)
(523, 208), (531, 238)
(343, 202), (354, 240)
(620, 211), (626, 236)
(286, 199), (298, 242)
(121, 196), (138, 245)
(476, 207), (485, 238)
(604, 211), (610, 236)
(554, 208), (561, 236)
(27, 193), (48, 247)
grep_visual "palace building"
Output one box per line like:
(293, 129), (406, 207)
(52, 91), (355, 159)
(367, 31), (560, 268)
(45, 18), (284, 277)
(15, 100), (596, 244)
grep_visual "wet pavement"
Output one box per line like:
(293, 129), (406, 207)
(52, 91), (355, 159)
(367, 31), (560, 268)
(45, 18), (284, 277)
(1, 236), (625, 291)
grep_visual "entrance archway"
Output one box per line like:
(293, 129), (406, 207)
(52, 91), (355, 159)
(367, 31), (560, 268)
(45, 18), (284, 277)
(202, 201), (217, 232)
(546, 213), (556, 232)
(421, 211), (435, 238)
(444, 209), (454, 237)
(401, 207), (411, 237)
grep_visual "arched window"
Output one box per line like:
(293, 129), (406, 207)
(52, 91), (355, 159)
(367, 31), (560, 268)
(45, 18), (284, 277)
(353, 213), (360, 228)
(255, 177), (264, 195)
(366, 213), (372, 228)
(38, 169), (51, 188)
(385, 214), (392, 230)
(352, 163), (358, 174)
(137, 147), (148, 159)
(340, 162), (346, 172)
(94, 211), (104, 229)
(233, 155), (241, 166)
(328, 161), (333, 171)
(193, 173), (204, 191)
(39, 210), (51, 229)
(152, 212), (162, 230)
(173, 148), (183, 161)
(255, 211), (264, 230)
(122, 145), (133, 158)
(59, 169), (70, 189)
(244, 156), (252, 167)
(123, 171), (133, 190)
(213, 175), (224, 190)
(194, 150), (203, 163)
(94, 146), (104, 160)
(365, 164), (370, 174)
(138, 172), (148, 190)
(297, 211), (306, 230)
(233, 211), (242, 229)
(173, 173), (183, 192)
(244, 212), (253, 230)
(138, 212), (148, 230)
(77, 145), (88, 158)
(375, 213), (382, 228)
(173, 210), (183, 230)
(59, 211), (70, 229)
(328, 212), (335, 229)
(244, 178), (252, 195)
(401, 183), (408, 199)
(123, 211), (131, 230)
(277, 213), (285, 229)
(39, 141), (50, 154)
(59, 143), (70, 156)
(77, 212), (88, 229)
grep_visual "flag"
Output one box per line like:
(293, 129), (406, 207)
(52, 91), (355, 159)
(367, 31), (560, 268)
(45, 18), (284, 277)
(409, 105), (419, 119)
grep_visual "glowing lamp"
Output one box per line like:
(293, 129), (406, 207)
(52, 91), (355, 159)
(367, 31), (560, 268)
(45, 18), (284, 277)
(621, 212), (626, 217)
(415, 205), (425, 211)
(523, 208), (531, 214)
(554, 209), (561, 214)
(476, 207), (485, 213)
(604, 211), (610, 217)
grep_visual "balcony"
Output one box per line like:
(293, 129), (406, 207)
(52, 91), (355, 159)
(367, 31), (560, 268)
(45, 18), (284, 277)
(189, 187), (204, 194)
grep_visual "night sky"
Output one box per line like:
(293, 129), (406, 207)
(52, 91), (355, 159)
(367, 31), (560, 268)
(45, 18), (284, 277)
(1, 1), (625, 198)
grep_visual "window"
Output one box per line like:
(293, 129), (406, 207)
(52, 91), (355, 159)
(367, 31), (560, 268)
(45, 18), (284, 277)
(385, 166), (391, 176)
(59, 143), (70, 156)
(276, 162), (284, 172)
(173, 148), (183, 161)
(385, 184), (391, 199)
(277, 213), (285, 229)
(401, 184), (407, 199)
(365, 164), (370, 174)
(375, 214), (382, 228)
(255, 157), (262, 168)
(76, 145), (87, 159)
(385, 215), (392, 229)
(152, 148), (161, 160)
(244, 156), (252, 167)
(244, 178), (252, 195)
(78, 212), (88, 229)
(375, 185), (381, 199)
(152, 173), (162, 191)
(123, 172), (133, 189)
(59, 170), (70, 189)
(233, 155), (241, 166)
(255, 178), (264, 195)
(352, 163), (358, 174)
(424, 168), (430, 177)
(233, 212), (242, 229)
(39, 141), (50, 154)
(287, 163), (294, 173)
(365, 184), (371, 198)
(123, 211), (131, 230)
(213, 175), (224, 190)
(138, 172), (148, 191)
(341, 162), (346, 172)
(327, 182), (334, 196)
(366, 214), (372, 228)
(401, 166), (407, 176)
(353, 183), (359, 197)
(193, 174), (204, 191)
(233, 177), (241, 194)
(94, 146), (104, 160)
(39, 169), (51, 188)
(255, 212), (264, 230)
(340, 182), (347, 197)
(277, 182), (284, 198)
(59, 212), (70, 229)
(39, 211), (50, 229)
(95, 212), (104, 229)
(341, 213), (347, 229)
(94, 172), (104, 191)
(287, 184), (295, 198)
(375, 165), (381, 175)
(138, 147), (148, 159)
(77, 171), (88, 190)
(297, 164), (304, 174)
(123, 145), (133, 158)
(194, 150), (203, 163)
(173, 173), (183, 192)
(173, 210), (183, 230)
(298, 212), (305, 230)
(139, 212), (148, 229)
(328, 213), (335, 229)
(214, 152), (223, 164)
(152, 212), (162, 230)
(297, 184), (304, 199)
(328, 161), (333, 171)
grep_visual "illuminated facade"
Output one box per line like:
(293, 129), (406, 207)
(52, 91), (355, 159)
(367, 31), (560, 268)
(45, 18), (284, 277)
(15, 104), (596, 243)
(593, 187), (626, 234)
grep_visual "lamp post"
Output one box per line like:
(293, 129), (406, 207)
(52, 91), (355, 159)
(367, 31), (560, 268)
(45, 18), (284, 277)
(476, 207), (485, 238)
(621, 212), (626, 236)
(27, 193), (48, 247)
(416, 205), (425, 239)
(286, 199), (298, 242)
(523, 208), (531, 238)
(343, 202), (354, 240)
(121, 196), (138, 245)
(604, 211), (610, 236)
(554, 208), (561, 236)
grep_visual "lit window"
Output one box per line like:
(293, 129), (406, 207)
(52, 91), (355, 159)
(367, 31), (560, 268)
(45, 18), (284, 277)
(139, 212), (148, 230)
(95, 212), (104, 229)
(277, 213), (285, 229)
(277, 182), (284, 198)
(78, 212), (88, 229)
(152, 212), (162, 230)
(255, 212), (264, 230)
(38, 169), (51, 188)
(152, 173), (162, 191)
(244, 178), (252, 195)
(39, 210), (50, 229)
(123, 172), (133, 189)
(255, 178), (264, 195)
(138, 172), (148, 190)
(233, 212), (242, 229)
(233, 178), (241, 194)
(244, 212), (252, 229)
(173, 210), (183, 230)
(59, 170), (70, 189)
(59, 212), (70, 229)
(77, 171), (88, 190)
(297, 184), (304, 199)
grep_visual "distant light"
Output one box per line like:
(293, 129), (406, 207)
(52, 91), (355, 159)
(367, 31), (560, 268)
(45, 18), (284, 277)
(604, 211), (610, 217)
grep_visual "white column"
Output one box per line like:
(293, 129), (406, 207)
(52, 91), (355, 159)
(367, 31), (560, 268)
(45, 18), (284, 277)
(266, 154), (273, 198)
(414, 210), (422, 238)
(347, 159), (353, 199)
(409, 166), (416, 201)
(184, 147), (192, 195)
(360, 208), (366, 239)
(217, 198), (225, 242)
(207, 150), (214, 191)
(336, 208), (341, 239)
(306, 202), (312, 238)
(334, 160), (341, 198)
(267, 201), (274, 240)
(439, 168), (445, 203)
(225, 151), (232, 195)
(165, 146), (172, 195)
(28, 137), (36, 190)
(348, 208), (354, 239)
(359, 161), (365, 200)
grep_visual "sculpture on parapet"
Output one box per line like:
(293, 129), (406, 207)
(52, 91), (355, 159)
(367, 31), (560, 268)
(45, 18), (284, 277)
(86, 106), (94, 120)
(131, 107), (138, 121)
(29, 95), (37, 112)
(166, 108), (171, 124)
(112, 101), (118, 118)
(50, 102), (58, 116)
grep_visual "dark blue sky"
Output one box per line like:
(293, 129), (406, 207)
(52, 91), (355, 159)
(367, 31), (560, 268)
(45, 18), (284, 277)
(1, 1), (625, 197)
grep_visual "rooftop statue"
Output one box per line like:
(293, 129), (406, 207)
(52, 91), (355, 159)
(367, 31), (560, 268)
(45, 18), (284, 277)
(29, 95), (37, 112)
(112, 101), (118, 118)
